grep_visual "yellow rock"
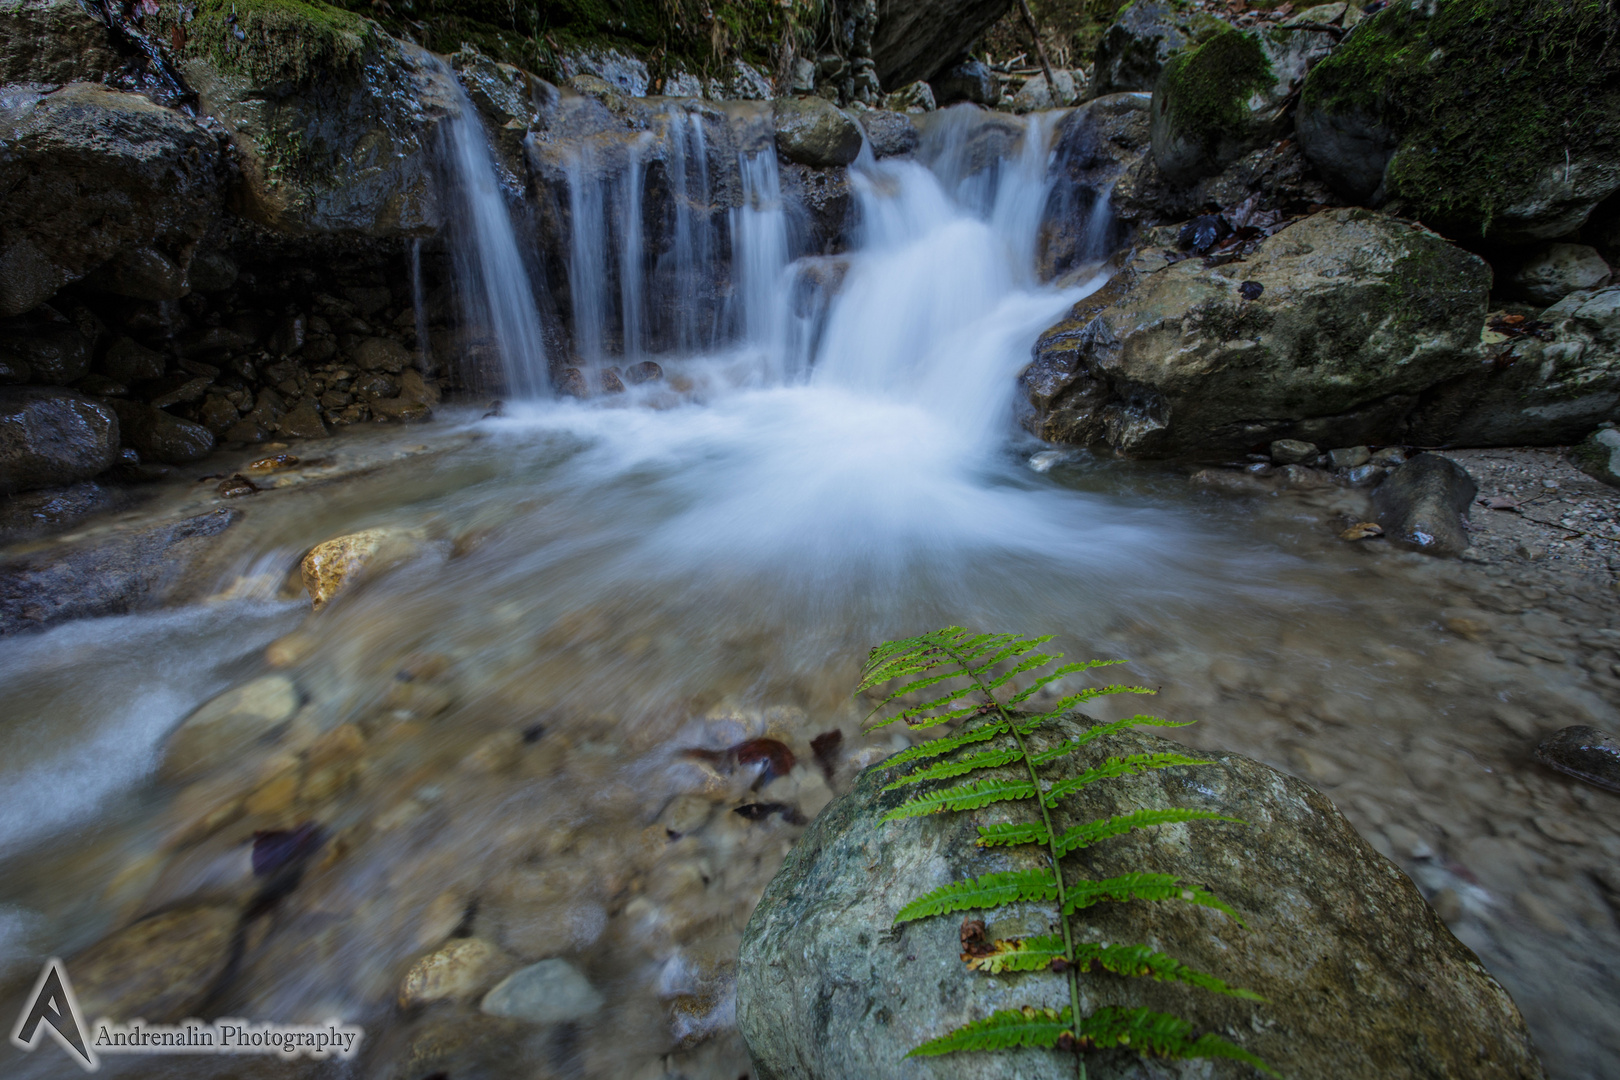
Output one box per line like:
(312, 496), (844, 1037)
(415, 891), (470, 950)
(308, 723), (366, 767)
(300, 528), (420, 610)
(460, 730), (522, 774)
(265, 631), (317, 668)
(397, 938), (502, 1008)
(244, 770), (300, 816)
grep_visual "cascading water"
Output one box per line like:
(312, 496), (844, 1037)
(436, 70), (551, 396)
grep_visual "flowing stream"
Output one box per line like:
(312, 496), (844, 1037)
(1, 104), (1617, 1080)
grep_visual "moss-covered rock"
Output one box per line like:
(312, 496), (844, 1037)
(1297, 0), (1620, 243)
(1149, 23), (1335, 185)
(1571, 426), (1620, 488)
(1020, 208), (1491, 458)
(152, 0), (459, 238)
(1090, 0), (1227, 97)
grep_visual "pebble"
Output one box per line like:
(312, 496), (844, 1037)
(1532, 725), (1620, 793)
(397, 938), (504, 1008)
(161, 675), (301, 781)
(480, 958), (605, 1023)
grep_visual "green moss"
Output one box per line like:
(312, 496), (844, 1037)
(179, 0), (377, 86)
(1299, 0), (1620, 235)
(1157, 28), (1272, 144)
(1187, 299), (1274, 342)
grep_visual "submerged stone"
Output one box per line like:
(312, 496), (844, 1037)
(481, 958), (604, 1023)
(1533, 726), (1620, 794)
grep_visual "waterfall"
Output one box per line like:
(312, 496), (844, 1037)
(727, 148), (792, 376)
(436, 70), (551, 396)
(409, 237), (431, 371)
(661, 107), (715, 355)
(565, 142), (612, 365)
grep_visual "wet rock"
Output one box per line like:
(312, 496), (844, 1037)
(1327, 446), (1370, 470)
(71, 906), (238, 1023)
(1151, 25), (1337, 185)
(556, 367), (589, 399)
(0, 506), (237, 633)
(1021, 210), (1490, 457)
(598, 367), (626, 394)
(481, 958), (604, 1023)
(1090, 0), (1227, 97)
(0, 387), (119, 494)
(1508, 244), (1611, 307)
(162, 675), (300, 781)
(780, 163), (855, 254)
(929, 60), (1000, 107)
(1412, 286), (1620, 447)
(881, 80), (936, 114)
(738, 717), (1544, 1080)
(1296, 1), (1620, 242)
(1533, 726), (1620, 794)
(1372, 454), (1477, 557)
(1039, 94), (1150, 281)
(871, 0), (1012, 89)
(625, 360), (663, 385)
(186, 250), (237, 293)
(300, 527), (423, 610)
(557, 46), (650, 97)
(0, 480), (113, 540)
(398, 937), (505, 1008)
(774, 97), (862, 168)
(86, 245), (189, 301)
(0, 84), (224, 317)
(1269, 438), (1317, 465)
(1571, 426), (1620, 488)
(1, 320), (91, 383)
(0, 0), (122, 84)
(154, 7), (458, 238)
(707, 58), (774, 101)
(353, 336), (410, 372)
(107, 399), (214, 464)
(277, 398), (329, 440)
(854, 108), (919, 158)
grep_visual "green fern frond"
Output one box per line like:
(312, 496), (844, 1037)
(1055, 809), (1243, 855)
(881, 776), (1037, 821)
(894, 868), (1058, 924)
(1006, 659), (1125, 704)
(1042, 752), (1211, 807)
(1029, 715), (1194, 765)
(1075, 1007), (1278, 1076)
(1063, 873), (1242, 925)
(963, 933), (1068, 973)
(975, 819), (1049, 848)
(1072, 943), (1265, 1001)
(906, 1006), (1073, 1056)
(881, 720), (1009, 770)
(881, 745), (1024, 790)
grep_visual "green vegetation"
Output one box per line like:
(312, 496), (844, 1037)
(1156, 27), (1272, 146)
(177, 0), (376, 86)
(860, 627), (1271, 1076)
(1300, 0), (1620, 235)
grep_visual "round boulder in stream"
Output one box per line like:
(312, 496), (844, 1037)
(737, 717), (1544, 1079)
(774, 97), (863, 169)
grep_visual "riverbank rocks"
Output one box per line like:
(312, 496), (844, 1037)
(106, 399), (215, 464)
(1090, 0), (1227, 97)
(0, 0), (122, 84)
(0, 83), (225, 316)
(1572, 427), (1620, 488)
(1020, 209), (1490, 458)
(150, 0), (458, 238)
(1150, 24), (1336, 186)
(774, 97), (863, 168)
(1372, 454), (1476, 558)
(929, 60), (1000, 108)
(1507, 244), (1612, 307)
(1413, 286), (1620, 448)
(1297, 1), (1620, 242)
(871, 0), (1011, 89)
(1041, 94), (1150, 281)
(70, 905), (239, 1022)
(738, 717), (1543, 1079)
(1533, 726), (1620, 795)
(0, 387), (119, 494)
(162, 675), (300, 780)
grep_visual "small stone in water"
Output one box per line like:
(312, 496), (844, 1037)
(1339, 521), (1383, 541)
(1270, 439), (1318, 465)
(216, 473), (259, 497)
(556, 368), (589, 399)
(481, 959), (604, 1023)
(1028, 450), (1066, 472)
(625, 360), (663, 384)
(247, 453), (298, 472)
(600, 367), (626, 394)
(734, 802), (805, 825)
(1532, 725), (1620, 793)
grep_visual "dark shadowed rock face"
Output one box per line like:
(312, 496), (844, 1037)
(0, 0), (121, 84)
(1090, 0), (1227, 97)
(0, 387), (119, 494)
(872, 0), (1012, 90)
(737, 716), (1545, 1080)
(0, 83), (225, 317)
(1020, 209), (1490, 458)
(1373, 454), (1477, 557)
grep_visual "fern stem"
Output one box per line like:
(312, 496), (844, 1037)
(938, 641), (1085, 1080)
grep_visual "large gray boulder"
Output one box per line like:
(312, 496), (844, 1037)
(1150, 25), (1336, 186)
(775, 96), (863, 168)
(872, 0), (1012, 89)
(738, 716), (1544, 1079)
(1019, 209), (1491, 458)
(0, 83), (225, 316)
(1571, 426), (1620, 489)
(0, 0), (121, 84)
(151, 2), (459, 238)
(1297, 2), (1620, 242)
(1089, 0), (1227, 98)
(0, 387), (118, 494)
(1410, 286), (1620, 448)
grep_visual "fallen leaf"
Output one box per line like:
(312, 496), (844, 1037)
(251, 823), (324, 878)
(810, 730), (843, 782)
(1339, 522), (1384, 541)
(733, 737), (796, 785)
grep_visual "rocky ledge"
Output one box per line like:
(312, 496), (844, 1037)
(737, 716), (1545, 1079)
